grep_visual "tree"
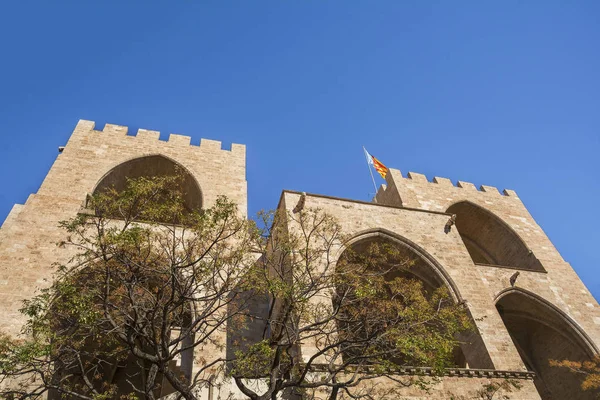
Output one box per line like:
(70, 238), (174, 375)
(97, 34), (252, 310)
(231, 208), (473, 400)
(0, 173), (473, 400)
(0, 174), (257, 400)
(550, 356), (600, 395)
(448, 379), (522, 400)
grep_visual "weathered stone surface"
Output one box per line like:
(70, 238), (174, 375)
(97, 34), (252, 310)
(1, 121), (597, 399)
(0, 120), (247, 335)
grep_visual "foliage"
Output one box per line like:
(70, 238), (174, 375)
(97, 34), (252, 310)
(448, 379), (522, 400)
(550, 356), (600, 394)
(475, 379), (522, 400)
(230, 208), (473, 400)
(0, 174), (257, 400)
(0, 173), (474, 400)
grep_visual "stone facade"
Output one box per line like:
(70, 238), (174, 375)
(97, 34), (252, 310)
(0, 120), (598, 399)
(0, 120), (247, 335)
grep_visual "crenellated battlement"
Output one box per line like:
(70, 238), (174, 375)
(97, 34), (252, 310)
(1, 118), (597, 400)
(377, 168), (517, 201)
(374, 167), (522, 212)
(73, 120), (245, 156)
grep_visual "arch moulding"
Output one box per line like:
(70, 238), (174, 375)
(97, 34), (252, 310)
(89, 153), (204, 207)
(446, 199), (533, 254)
(338, 228), (463, 303)
(494, 286), (599, 356)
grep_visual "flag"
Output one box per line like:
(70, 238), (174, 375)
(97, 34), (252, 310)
(364, 148), (388, 179)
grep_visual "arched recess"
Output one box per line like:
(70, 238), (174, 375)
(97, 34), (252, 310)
(48, 314), (195, 400)
(335, 229), (494, 369)
(92, 154), (203, 213)
(47, 266), (196, 400)
(496, 288), (597, 400)
(340, 229), (462, 302)
(446, 201), (544, 271)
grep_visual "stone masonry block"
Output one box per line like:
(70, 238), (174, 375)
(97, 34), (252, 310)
(137, 129), (160, 141)
(457, 181), (477, 190)
(407, 171), (428, 183)
(480, 185), (500, 194)
(103, 123), (128, 135)
(168, 133), (192, 146)
(200, 138), (222, 151)
(433, 176), (453, 186)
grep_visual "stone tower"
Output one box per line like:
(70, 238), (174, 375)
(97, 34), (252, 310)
(278, 171), (600, 399)
(0, 120), (247, 335)
(1, 120), (599, 399)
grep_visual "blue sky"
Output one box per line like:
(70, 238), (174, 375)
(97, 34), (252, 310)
(0, 2), (598, 298)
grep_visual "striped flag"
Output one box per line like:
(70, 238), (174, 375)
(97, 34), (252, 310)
(364, 149), (388, 179)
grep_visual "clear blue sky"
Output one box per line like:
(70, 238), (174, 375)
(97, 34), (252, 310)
(0, 2), (598, 298)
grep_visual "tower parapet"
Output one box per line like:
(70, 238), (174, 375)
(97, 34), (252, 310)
(72, 120), (245, 156)
(375, 168), (518, 210)
(0, 120), (248, 337)
(0, 120), (598, 400)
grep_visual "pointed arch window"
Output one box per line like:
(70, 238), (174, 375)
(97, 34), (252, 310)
(90, 155), (203, 223)
(446, 201), (544, 272)
(496, 289), (596, 399)
(335, 232), (494, 370)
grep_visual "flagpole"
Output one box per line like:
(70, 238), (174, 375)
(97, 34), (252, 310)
(363, 146), (379, 198)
